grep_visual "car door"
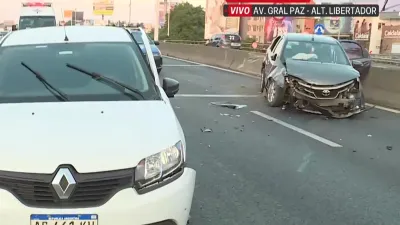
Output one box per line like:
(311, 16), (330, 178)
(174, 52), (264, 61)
(263, 36), (282, 74)
(340, 41), (371, 80)
(265, 36), (284, 75)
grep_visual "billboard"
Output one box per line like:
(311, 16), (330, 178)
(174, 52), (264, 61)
(159, 2), (179, 27)
(315, 17), (352, 35)
(93, 0), (114, 16)
(264, 17), (294, 43)
(353, 17), (372, 41)
(205, 0), (239, 39)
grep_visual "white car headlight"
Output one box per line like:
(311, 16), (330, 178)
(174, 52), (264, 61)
(134, 141), (184, 189)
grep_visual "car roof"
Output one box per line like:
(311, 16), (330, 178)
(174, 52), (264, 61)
(1, 26), (132, 47)
(285, 33), (338, 44)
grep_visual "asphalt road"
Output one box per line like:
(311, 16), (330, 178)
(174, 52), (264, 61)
(161, 57), (400, 225)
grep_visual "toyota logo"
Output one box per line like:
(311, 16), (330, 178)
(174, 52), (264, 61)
(322, 90), (330, 96)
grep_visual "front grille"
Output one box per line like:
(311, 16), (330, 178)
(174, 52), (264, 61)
(295, 80), (354, 99)
(0, 165), (134, 208)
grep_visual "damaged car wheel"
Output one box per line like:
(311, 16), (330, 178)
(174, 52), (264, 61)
(260, 67), (266, 93)
(266, 79), (284, 107)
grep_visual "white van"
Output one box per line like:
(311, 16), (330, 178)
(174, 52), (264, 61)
(18, 2), (56, 30)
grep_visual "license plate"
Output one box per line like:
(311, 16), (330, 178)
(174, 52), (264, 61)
(30, 214), (98, 225)
(231, 43), (240, 46)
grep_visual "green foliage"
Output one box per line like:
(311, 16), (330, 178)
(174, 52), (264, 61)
(243, 37), (256, 43)
(159, 2), (205, 40)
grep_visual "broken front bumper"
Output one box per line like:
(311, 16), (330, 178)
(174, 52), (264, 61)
(292, 91), (366, 118)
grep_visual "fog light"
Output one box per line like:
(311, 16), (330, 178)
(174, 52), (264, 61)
(348, 94), (355, 99)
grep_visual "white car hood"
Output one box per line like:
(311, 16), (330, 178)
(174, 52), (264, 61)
(0, 101), (183, 173)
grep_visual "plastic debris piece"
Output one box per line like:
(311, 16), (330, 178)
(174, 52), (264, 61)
(236, 115), (240, 117)
(201, 128), (213, 133)
(210, 101), (247, 109)
(386, 146), (393, 151)
(367, 134), (372, 137)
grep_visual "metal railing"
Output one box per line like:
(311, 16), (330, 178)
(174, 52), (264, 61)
(162, 40), (400, 66)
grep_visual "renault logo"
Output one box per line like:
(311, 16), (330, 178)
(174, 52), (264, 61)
(322, 89), (330, 96)
(52, 168), (76, 200)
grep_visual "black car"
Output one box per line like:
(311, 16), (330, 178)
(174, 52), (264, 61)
(205, 33), (242, 49)
(339, 40), (371, 82)
(130, 29), (163, 73)
(260, 33), (365, 118)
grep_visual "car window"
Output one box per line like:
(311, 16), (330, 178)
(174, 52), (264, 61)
(341, 42), (363, 59)
(269, 36), (281, 51)
(0, 42), (158, 103)
(282, 41), (350, 65)
(362, 48), (370, 58)
(272, 38), (283, 53)
(19, 16), (56, 29)
(131, 31), (144, 44)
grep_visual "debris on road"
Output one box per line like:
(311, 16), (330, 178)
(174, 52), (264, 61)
(210, 101), (247, 109)
(241, 85), (246, 88)
(235, 115), (240, 117)
(208, 145), (211, 148)
(175, 106), (181, 109)
(201, 127), (213, 133)
(367, 134), (372, 137)
(386, 146), (393, 151)
(220, 113), (230, 116)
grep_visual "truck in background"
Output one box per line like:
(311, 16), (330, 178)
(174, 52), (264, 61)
(18, 2), (56, 30)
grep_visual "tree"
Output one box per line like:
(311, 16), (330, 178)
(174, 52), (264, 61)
(159, 2), (205, 40)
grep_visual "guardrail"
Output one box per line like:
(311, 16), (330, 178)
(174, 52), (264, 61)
(162, 40), (400, 66)
(159, 42), (400, 109)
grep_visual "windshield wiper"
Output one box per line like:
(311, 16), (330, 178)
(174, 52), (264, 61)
(66, 63), (145, 100)
(21, 62), (69, 101)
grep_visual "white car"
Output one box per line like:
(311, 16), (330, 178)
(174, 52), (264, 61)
(0, 26), (196, 225)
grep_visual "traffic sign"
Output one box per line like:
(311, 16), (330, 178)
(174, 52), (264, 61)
(314, 24), (325, 35)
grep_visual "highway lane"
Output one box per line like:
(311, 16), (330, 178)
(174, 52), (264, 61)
(162, 57), (400, 225)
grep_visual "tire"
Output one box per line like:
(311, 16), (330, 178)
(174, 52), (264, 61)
(266, 79), (284, 107)
(260, 66), (266, 93)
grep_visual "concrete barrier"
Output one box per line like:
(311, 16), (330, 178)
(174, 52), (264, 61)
(160, 42), (400, 110)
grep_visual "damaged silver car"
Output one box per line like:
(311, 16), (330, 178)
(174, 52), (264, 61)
(260, 33), (366, 118)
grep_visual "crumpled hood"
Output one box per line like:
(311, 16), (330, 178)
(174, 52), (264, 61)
(139, 44), (161, 55)
(286, 59), (359, 85)
(0, 101), (182, 173)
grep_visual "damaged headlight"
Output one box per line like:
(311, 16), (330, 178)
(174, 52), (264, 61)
(134, 141), (184, 190)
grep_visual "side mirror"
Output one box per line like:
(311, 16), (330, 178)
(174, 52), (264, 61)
(154, 40), (160, 45)
(163, 77), (179, 98)
(271, 53), (277, 61)
(352, 60), (362, 68)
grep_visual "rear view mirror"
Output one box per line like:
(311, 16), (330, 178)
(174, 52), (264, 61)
(352, 60), (362, 68)
(163, 77), (179, 97)
(153, 41), (159, 45)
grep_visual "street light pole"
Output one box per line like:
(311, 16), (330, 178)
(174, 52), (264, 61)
(129, 0), (131, 24)
(154, 0), (159, 41)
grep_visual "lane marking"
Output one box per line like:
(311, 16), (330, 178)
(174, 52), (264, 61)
(163, 64), (207, 67)
(251, 111), (342, 148)
(165, 56), (400, 115)
(297, 152), (313, 172)
(164, 56), (260, 79)
(365, 103), (400, 114)
(175, 94), (259, 97)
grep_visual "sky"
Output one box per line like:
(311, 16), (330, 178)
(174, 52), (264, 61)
(1, 0), (398, 24)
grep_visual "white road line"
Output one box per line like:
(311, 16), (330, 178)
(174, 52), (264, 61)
(251, 111), (342, 148)
(163, 64), (207, 67)
(365, 103), (400, 114)
(165, 56), (400, 115)
(164, 56), (260, 80)
(297, 152), (314, 173)
(175, 94), (259, 97)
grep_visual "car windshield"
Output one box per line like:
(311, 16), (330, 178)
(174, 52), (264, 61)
(0, 42), (158, 103)
(19, 16), (56, 29)
(283, 40), (350, 65)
